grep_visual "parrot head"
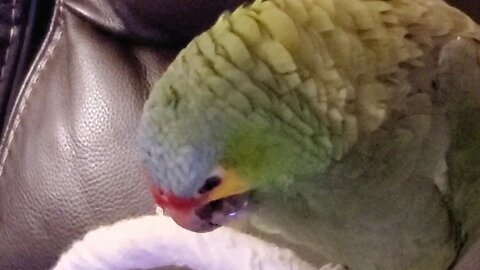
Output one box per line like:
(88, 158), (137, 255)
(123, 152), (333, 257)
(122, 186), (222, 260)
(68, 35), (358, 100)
(137, 72), (322, 232)
(136, 3), (328, 231)
(138, 110), (319, 233)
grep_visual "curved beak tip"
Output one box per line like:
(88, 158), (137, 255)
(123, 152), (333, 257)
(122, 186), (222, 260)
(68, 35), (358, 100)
(166, 192), (252, 233)
(170, 209), (220, 233)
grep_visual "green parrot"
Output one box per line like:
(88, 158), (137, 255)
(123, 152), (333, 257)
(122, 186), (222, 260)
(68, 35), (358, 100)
(137, 0), (480, 269)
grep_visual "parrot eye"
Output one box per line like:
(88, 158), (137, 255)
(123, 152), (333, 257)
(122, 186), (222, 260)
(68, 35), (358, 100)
(198, 176), (221, 194)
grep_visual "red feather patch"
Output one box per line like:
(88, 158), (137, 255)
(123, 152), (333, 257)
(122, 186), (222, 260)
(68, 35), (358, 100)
(150, 186), (202, 211)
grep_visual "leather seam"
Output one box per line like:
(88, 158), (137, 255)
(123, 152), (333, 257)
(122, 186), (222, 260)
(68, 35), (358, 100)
(0, 0), (65, 176)
(0, 0), (17, 82)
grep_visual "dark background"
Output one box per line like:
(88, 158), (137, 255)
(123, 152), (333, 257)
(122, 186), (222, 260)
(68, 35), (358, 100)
(448, 0), (480, 22)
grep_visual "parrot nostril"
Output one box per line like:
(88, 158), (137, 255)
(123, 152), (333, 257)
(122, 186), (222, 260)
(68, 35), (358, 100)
(198, 176), (221, 194)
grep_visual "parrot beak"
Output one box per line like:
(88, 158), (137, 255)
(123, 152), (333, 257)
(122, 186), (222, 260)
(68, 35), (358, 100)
(153, 169), (253, 233)
(206, 168), (251, 202)
(167, 191), (252, 233)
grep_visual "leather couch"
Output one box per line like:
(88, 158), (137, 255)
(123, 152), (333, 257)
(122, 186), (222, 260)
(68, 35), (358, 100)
(0, 0), (246, 269)
(0, 0), (477, 269)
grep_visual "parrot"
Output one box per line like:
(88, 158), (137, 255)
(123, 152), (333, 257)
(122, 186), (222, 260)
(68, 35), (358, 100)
(137, 0), (480, 269)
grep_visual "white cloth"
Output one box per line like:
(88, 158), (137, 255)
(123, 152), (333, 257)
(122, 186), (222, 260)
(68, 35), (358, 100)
(52, 210), (343, 270)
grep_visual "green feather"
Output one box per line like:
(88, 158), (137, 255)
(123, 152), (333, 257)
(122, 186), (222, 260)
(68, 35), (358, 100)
(448, 102), (480, 250)
(221, 124), (322, 191)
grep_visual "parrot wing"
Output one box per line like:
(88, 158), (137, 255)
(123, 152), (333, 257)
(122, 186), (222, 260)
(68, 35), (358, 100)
(438, 36), (480, 258)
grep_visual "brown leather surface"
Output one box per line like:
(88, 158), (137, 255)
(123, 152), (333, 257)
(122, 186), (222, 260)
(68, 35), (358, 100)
(0, 0), (22, 127)
(0, 3), (154, 269)
(0, 0), (477, 269)
(0, 0), (45, 132)
(66, 0), (250, 46)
